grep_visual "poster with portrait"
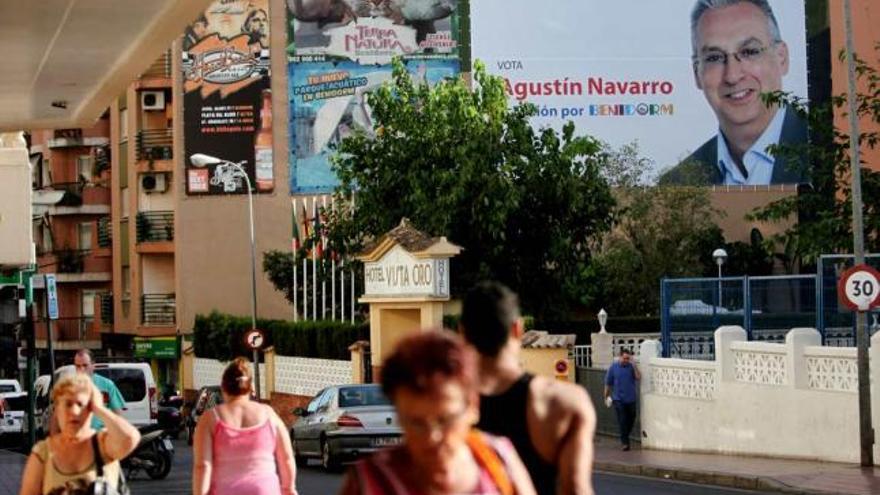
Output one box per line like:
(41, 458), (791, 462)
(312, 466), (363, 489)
(286, 0), (462, 64)
(289, 59), (459, 193)
(182, 0), (274, 195)
(471, 0), (809, 186)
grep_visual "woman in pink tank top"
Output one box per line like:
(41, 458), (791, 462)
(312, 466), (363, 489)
(193, 358), (298, 495)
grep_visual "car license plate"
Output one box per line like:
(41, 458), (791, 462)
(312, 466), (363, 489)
(372, 436), (401, 447)
(162, 438), (173, 450)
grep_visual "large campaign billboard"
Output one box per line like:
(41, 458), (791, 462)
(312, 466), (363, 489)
(182, 0), (274, 195)
(471, 0), (809, 186)
(287, 0), (463, 193)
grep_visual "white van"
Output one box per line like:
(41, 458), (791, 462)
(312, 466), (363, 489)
(53, 362), (158, 428)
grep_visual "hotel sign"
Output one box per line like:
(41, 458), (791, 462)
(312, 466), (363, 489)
(364, 245), (449, 298)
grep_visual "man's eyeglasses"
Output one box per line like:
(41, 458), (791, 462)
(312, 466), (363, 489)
(696, 42), (777, 71)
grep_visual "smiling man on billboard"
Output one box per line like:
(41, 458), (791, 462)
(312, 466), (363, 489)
(660, 0), (808, 186)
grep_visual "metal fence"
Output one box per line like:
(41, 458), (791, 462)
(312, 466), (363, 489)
(660, 261), (880, 358)
(661, 274), (817, 359)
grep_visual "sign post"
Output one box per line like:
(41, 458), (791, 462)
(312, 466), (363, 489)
(44, 274), (58, 383)
(244, 329), (266, 398)
(838, 263), (878, 466)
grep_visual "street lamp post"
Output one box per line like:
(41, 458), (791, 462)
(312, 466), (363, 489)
(190, 154), (261, 399)
(712, 248), (728, 309)
(598, 309), (608, 334)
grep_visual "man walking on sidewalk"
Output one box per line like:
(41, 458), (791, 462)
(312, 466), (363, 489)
(604, 349), (640, 451)
(460, 281), (596, 495)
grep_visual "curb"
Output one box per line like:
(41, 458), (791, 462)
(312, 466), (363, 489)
(594, 461), (839, 495)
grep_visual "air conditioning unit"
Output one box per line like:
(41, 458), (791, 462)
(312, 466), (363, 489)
(141, 91), (165, 111)
(141, 173), (167, 193)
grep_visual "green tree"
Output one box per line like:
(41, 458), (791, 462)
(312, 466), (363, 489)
(310, 59), (616, 319)
(751, 47), (880, 265)
(592, 184), (724, 316)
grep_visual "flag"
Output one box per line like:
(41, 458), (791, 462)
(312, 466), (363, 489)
(313, 209), (324, 259)
(291, 204), (300, 252)
(302, 201), (311, 257)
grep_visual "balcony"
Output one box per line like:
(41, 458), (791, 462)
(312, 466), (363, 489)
(136, 211), (174, 244)
(36, 182), (111, 215)
(37, 250), (112, 283)
(100, 293), (113, 325)
(35, 317), (102, 349)
(142, 293), (175, 327)
(139, 49), (172, 80)
(136, 129), (173, 162)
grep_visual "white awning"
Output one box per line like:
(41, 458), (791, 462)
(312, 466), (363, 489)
(0, 0), (213, 131)
(32, 190), (66, 217)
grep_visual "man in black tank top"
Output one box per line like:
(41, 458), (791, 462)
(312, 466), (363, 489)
(461, 282), (597, 495)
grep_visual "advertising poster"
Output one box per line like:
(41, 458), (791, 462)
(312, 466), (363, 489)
(287, 0), (462, 193)
(182, 0), (274, 195)
(471, 0), (809, 186)
(289, 59), (459, 192)
(286, 0), (461, 64)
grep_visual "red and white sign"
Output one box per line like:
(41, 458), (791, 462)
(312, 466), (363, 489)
(838, 264), (880, 312)
(554, 358), (569, 377)
(244, 329), (265, 350)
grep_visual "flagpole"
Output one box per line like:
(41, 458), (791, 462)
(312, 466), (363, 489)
(340, 259), (346, 323)
(322, 195), (328, 320)
(350, 193), (356, 324)
(303, 197), (310, 321)
(292, 199), (299, 322)
(312, 197), (317, 320)
(331, 198), (337, 321)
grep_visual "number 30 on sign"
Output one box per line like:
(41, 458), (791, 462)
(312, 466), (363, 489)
(838, 264), (880, 312)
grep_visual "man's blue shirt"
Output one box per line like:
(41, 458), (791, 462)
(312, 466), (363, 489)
(605, 361), (638, 404)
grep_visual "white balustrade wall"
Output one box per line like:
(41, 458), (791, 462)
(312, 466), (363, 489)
(639, 326), (880, 464)
(192, 356), (351, 400)
(274, 355), (352, 397)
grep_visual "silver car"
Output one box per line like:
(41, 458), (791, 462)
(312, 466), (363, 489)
(291, 384), (401, 470)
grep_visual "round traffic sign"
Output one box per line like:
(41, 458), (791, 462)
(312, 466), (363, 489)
(838, 264), (880, 312)
(244, 329), (265, 350)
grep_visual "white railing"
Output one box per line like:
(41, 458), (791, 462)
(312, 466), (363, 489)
(730, 341), (788, 386)
(275, 355), (351, 396)
(804, 346), (857, 393)
(572, 345), (592, 368)
(612, 333), (657, 358)
(650, 358), (717, 401)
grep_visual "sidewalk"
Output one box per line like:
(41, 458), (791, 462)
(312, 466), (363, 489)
(0, 449), (25, 495)
(594, 436), (880, 495)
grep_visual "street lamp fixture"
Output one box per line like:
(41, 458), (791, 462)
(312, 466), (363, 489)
(712, 248), (728, 311)
(189, 153), (261, 398)
(598, 308), (608, 334)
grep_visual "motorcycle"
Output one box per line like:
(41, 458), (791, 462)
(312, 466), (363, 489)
(122, 426), (174, 480)
(158, 395), (185, 440)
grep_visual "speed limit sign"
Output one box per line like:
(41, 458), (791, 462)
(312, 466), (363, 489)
(838, 264), (880, 312)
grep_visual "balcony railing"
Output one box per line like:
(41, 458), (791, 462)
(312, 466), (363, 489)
(100, 293), (113, 325)
(36, 317), (100, 342)
(142, 293), (175, 326)
(54, 249), (88, 273)
(97, 217), (112, 248)
(136, 211), (174, 243)
(140, 50), (172, 79)
(136, 129), (173, 161)
(47, 182), (84, 206)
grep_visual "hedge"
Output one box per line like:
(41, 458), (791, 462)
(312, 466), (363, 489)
(193, 311), (369, 361)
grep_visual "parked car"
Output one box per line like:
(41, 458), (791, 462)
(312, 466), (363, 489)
(291, 384), (401, 471)
(52, 362), (159, 428)
(186, 385), (223, 445)
(0, 392), (28, 440)
(0, 379), (22, 398)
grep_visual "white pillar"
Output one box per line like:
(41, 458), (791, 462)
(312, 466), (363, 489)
(591, 332), (614, 369)
(715, 326), (747, 383)
(785, 327), (821, 390)
(639, 339), (661, 396)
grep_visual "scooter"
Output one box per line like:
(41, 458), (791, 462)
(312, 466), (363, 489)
(122, 426), (174, 480)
